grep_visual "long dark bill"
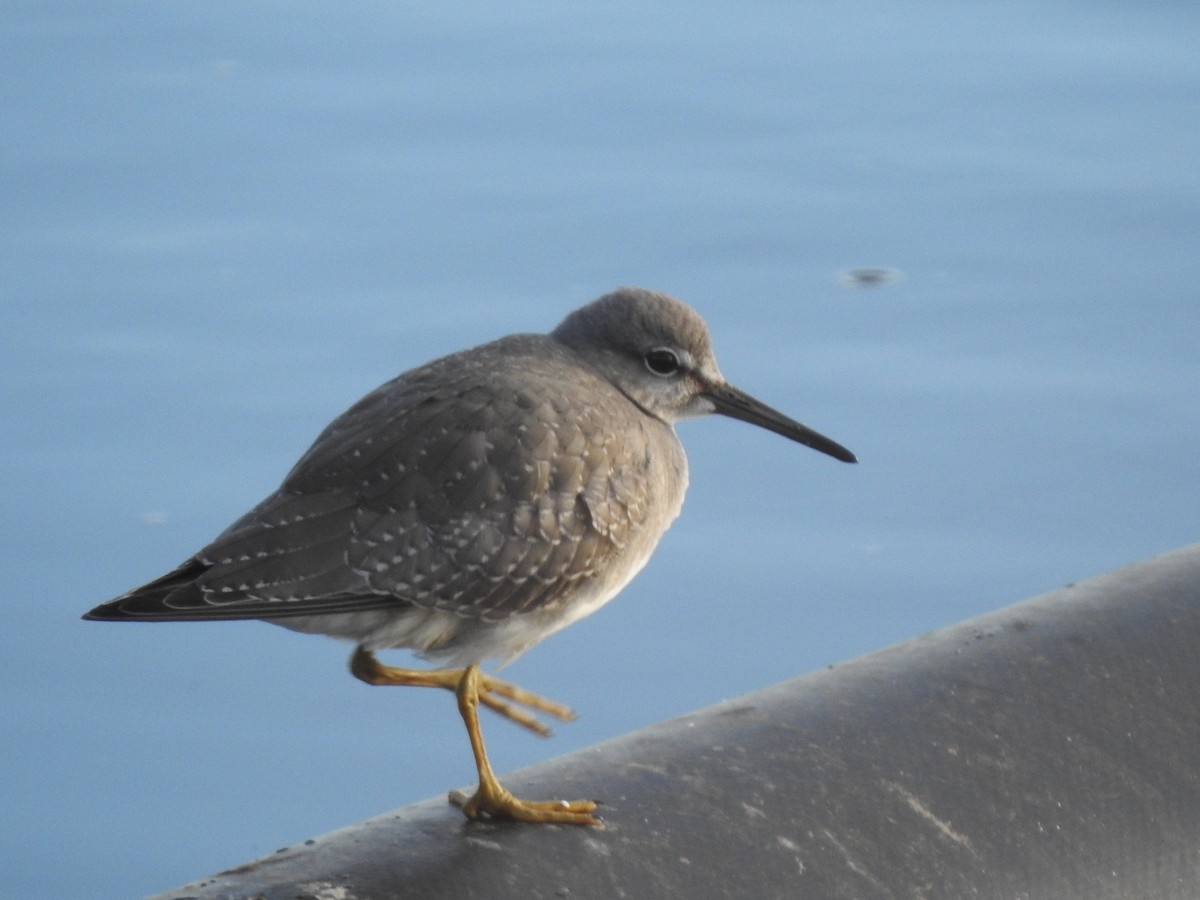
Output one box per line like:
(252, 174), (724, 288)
(706, 382), (857, 464)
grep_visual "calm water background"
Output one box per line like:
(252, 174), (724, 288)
(4, 2), (1198, 896)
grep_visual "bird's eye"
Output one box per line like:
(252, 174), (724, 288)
(644, 348), (681, 377)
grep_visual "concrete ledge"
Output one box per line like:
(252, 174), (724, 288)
(157, 543), (1200, 900)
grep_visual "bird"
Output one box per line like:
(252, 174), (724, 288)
(84, 286), (856, 826)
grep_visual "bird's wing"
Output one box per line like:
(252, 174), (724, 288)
(86, 338), (655, 623)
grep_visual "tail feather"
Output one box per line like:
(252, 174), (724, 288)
(82, 558), (398, 622)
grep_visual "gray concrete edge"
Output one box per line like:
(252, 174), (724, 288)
(156, 543), (1200, 900)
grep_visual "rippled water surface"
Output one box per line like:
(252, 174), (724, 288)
(3, 2), (1198, 896)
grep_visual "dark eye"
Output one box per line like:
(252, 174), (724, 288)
(644, 348), (681, 376)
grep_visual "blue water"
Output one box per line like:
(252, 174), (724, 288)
(3, 2), (1198, 896)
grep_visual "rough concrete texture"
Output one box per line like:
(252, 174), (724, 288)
(156, 543), (1200, 900)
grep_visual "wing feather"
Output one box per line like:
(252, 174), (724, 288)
(85, 335), (657, 628)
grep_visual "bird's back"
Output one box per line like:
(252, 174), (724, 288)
(87, 333), (689, 659)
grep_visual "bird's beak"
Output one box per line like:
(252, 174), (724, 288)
(704, 382), (857, 463)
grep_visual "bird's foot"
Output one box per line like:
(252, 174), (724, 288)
(475, 670), (576, 737)
(449, 782), (600, 826)
(349, 647), (575, 737)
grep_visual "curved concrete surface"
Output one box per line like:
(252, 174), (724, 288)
(156, 543), (1200, 900)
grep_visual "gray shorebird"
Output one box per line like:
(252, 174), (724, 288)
(85, 286), (855, 825)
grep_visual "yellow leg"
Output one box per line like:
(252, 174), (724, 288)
(451, 664), (600, 826)
(349, 646), (575, 737)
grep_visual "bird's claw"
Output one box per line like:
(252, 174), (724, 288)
(450, 784), (601, 826)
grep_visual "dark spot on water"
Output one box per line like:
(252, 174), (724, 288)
(839, 267), (904, 288)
